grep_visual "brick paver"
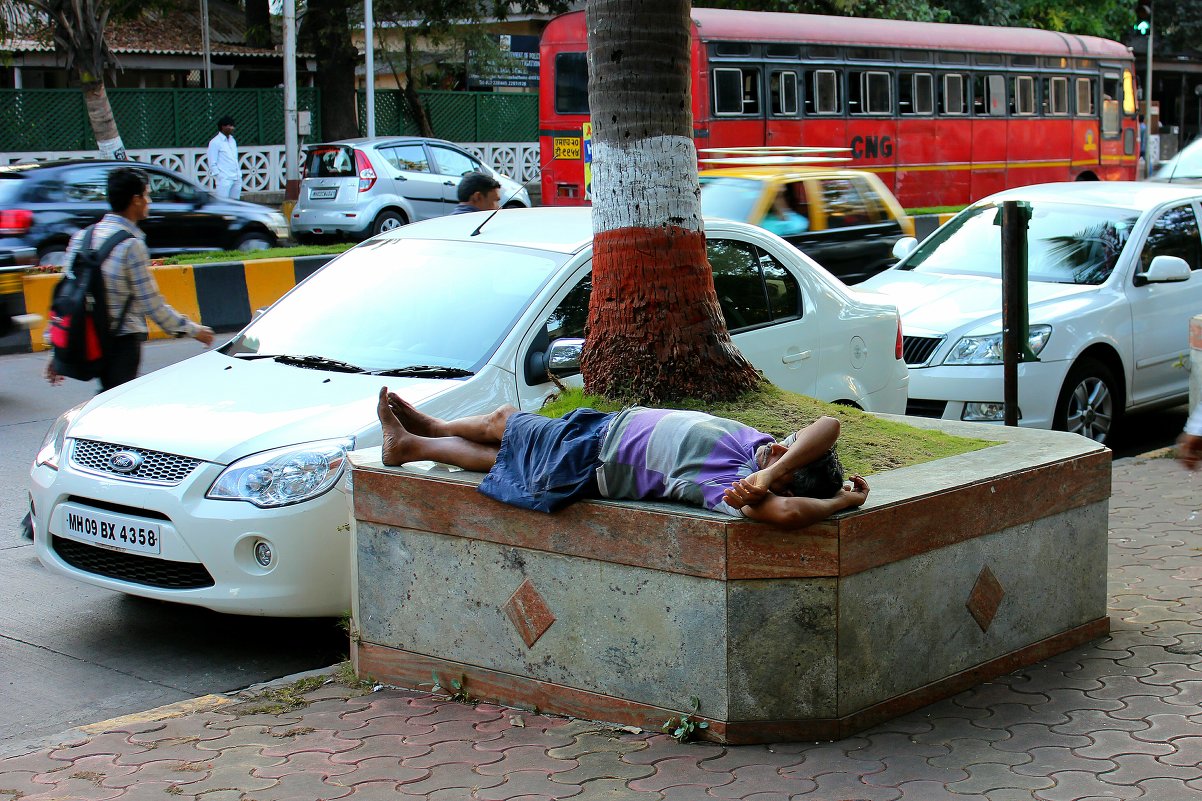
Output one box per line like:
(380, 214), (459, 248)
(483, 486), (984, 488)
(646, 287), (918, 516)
(1, 454), (1199, 800)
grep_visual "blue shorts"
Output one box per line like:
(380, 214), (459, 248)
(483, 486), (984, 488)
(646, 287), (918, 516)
(478, 408), (614, 513)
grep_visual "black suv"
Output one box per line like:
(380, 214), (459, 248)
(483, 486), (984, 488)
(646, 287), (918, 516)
(0, 160), (290, 266)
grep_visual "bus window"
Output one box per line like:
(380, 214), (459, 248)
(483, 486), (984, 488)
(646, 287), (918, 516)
(555, 53), (589, 115)
(1044, 76), (1069, 115)
(1012, 75), (1035, 115)
(849, 70), (891, 114)
(973, 74), (1006, 116)
(1076, 77), (1096, 115)
(771, 70), (799, 116)
(941, 74), (967, 115)
(899, 73), (934, 115)
(714, 67), (761, 116)
(806, 69), (840, 115)
(1101, 73), (1121, 138)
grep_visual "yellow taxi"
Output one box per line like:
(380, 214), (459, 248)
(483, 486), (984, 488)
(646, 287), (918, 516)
(699, 165), (914, 285)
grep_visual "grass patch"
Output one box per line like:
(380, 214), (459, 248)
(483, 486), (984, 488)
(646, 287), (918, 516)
(232, 673), (328, 715)
(333, 660), (377, 694)
(154, 243), (352, 266)
(539, 384), (993, 476)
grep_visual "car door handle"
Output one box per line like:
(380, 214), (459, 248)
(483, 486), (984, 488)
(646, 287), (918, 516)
(782, 350), (812, 364)
(443, 180), (455, 186)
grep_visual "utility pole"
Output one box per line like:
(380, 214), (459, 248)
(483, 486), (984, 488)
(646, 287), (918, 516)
(365, 0), (375, 138)
(200, 0), (212, 88)
(283, 0), (299, 205)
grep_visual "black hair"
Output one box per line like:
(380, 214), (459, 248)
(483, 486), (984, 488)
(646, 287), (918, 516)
(786, 448), (845, 499)
(457, 171), (502, 202)
(218, 115), (236, 129)
(107, 167), (149, 213)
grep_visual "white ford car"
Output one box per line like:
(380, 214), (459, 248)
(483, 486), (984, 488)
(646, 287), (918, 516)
(29, 208), (907, 617)
(860, 182), (1202, 444)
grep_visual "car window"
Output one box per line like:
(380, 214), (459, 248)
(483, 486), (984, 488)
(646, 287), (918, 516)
(60, 167), (110, 203)
(0, 177), (25, 204)
(148, 171), (197, 203)
(306, 147), (356, 178)
(819, 177), (871, 228)
(430, 145), (482, 177)
(759, 249), (801, 320)
(699, 177), (763, 222)
(545, 274), (591, 341)
(1138, 203), (1202, 274)
(379, 144), (430, 173)
(853, 177), (889, 223)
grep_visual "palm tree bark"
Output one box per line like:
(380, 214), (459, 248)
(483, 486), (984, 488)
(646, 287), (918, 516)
(581, 0), (759, 403)
(299, 0), (360, 140)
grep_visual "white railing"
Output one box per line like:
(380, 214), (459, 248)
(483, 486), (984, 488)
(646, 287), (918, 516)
(0, 142), (542, 191)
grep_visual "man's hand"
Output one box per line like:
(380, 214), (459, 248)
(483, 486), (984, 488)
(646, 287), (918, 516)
(194, 326), (215, 347)
(44, 359), (62, 386)
(1177, 433), (1202, 471)
(838, 475), (870, 507)
(723, 476), (769, 509)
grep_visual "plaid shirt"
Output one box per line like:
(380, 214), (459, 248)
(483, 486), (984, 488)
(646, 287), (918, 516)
(63, 214), (201, 339)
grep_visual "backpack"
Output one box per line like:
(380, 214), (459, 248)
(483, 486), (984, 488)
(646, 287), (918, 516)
(48, 226), (135, 381)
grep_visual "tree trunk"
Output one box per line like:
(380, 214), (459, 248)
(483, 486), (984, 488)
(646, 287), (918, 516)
(244, 0), (273, 48)
(299, 0), (359, 140)
(81, 77), (126, 159)
(581, 0), (759, 404)
(403, 31), (435, 138)
(46, 0), (125, 159)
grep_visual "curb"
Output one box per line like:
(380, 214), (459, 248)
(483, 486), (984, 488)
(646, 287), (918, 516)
(0, 253), (337, 356)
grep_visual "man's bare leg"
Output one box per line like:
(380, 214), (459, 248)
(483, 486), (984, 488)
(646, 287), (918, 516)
(378, 387), (501, 470)
(385, 388), (515, 444)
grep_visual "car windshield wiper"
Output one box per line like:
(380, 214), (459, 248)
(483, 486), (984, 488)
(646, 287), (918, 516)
(273, 354), (367, 373)
(371, 365), (476, 378)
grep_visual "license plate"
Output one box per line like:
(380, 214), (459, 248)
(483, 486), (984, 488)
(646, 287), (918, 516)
(309, 188), (337, 200)
(553, 137), (581, 160)
(59, 504), (162, 555)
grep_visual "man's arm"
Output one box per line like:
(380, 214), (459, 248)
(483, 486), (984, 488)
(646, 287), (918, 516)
(206, 137), (220, 179)
(743, 416), (840, 492)
(728, 475), (869, 529)
(121, 241), (213, 344)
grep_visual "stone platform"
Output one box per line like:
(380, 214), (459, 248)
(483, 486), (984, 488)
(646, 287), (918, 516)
(348, 417), (1110, 744)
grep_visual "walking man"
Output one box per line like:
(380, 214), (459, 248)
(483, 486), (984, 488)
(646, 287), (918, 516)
(376, 388), (869, 528)
(206, 115), (241, 200)
(45, 167), (215, 391)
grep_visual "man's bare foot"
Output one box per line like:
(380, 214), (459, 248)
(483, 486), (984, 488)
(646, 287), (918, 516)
(386, 390), (445, 437)
(378, 386), (421, 466)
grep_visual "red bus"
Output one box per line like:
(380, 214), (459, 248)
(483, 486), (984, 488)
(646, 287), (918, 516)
(539, 9), (1140, 209)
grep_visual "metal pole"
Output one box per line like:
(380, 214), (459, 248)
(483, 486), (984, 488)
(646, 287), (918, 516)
(1144, 8), (1154, 165)
(200, 0), (212, 89)
(283, 0), (299, 201)
(364, 0), (375, 138)
(1001, 201), (1027, 428)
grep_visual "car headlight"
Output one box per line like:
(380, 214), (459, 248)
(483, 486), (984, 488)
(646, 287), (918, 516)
(943, 325), (1052, 365)
(35, 402), (88, 470)
(207, 438), (354, 508)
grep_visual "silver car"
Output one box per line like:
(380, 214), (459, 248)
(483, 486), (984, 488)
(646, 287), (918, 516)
(290, 136), (531, 242)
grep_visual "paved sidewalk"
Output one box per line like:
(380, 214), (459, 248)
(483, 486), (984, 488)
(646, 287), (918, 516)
(2, 453), (1199, 801)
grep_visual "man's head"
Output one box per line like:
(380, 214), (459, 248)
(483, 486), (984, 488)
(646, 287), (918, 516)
(757, 443), (845, 499)
(108, 167), (151, 220)
(457, 172), (502, 211)
(217, 115), (236, 135)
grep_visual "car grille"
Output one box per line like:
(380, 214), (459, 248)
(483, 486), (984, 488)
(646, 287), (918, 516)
(52, 536), (215, 590)
(906, 399), (949, 418)
(902, 335), (944, 367)
(70, 439), (201, 485)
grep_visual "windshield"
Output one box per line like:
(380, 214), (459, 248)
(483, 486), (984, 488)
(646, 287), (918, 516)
(1153, 141), (1202, 182)
(699, 177), (763, 223)
(224, 238), (565, 372)
(902, 200), (1139, 285)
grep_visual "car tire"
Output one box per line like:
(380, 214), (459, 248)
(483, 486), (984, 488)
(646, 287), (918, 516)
(1053, 358), (1121, 443)
(37, 243), (68, 268)
(371, 210), (406, 236)
(503, 201), (526, 209)
(235, 231), (274, 252)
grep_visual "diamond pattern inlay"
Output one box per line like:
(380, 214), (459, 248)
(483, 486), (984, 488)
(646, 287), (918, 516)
(966, 565), (1005, 632)
(503, 578), (556, 648)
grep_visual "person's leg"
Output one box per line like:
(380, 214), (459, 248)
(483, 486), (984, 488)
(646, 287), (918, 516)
(378, 387), (501, 470)
(387, 390), (514, 443)
(99, 336), (142, 392)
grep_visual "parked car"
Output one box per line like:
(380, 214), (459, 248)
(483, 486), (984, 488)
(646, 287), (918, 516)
(28, 207), (907, 616)
(699, 166), (914, 285)
(0, 160), (289, 266)
(290, 136), (531, 243)
(859, 181), (1202, 444)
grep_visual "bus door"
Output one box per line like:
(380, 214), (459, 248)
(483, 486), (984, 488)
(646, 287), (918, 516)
(845, 68), (898, 199)
(708, 64), (767, 149)
(1098, 67), (1135, 179)
(765, 66), (802, 146)
(895, 69), (939, 209)
(970, 71), (1009, 199)
(934, 72), (973, 208)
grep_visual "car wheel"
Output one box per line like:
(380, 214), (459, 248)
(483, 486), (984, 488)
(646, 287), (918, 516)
(37, 244), (68, 268)
(295, 232), (317, 246)
(372, 210), (406, 235)
(236, 231), (274, 252)
(503, 201), (526, 209)
(1053, 358), (1121, 443)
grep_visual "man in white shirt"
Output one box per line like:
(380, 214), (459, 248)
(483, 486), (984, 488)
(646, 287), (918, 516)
(206, 115), (241, 200)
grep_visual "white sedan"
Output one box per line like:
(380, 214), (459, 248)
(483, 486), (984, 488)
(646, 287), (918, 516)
(860, 182), (1202, 443)
(28, 208), (907, 617)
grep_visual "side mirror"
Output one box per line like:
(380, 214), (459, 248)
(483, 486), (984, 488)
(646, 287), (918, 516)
(546, 337), (584, 375)
(1137, 254), (1192, 285)
(891, 237), (918, 261)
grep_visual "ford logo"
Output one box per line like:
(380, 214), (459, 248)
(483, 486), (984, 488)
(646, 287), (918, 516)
(108, 451), (144, 474)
